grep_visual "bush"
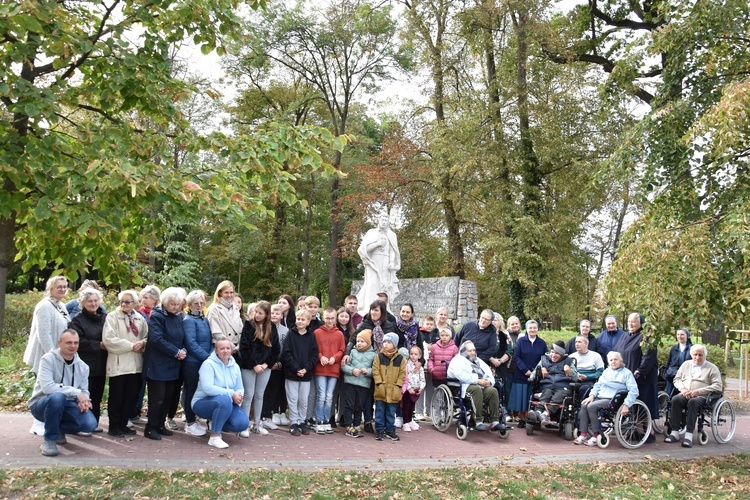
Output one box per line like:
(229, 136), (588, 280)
(2, 291), (44, 347)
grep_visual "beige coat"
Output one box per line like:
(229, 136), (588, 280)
(102, 309), (149, 377)
(206, 303), (243, 352)
(674, 359), (723, 396)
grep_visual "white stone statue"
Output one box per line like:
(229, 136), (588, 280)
(356, 213), (400, 314)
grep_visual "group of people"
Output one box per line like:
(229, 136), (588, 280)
(23, 275), (722, 457)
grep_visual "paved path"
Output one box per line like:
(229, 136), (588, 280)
(2, 412), (749, 471)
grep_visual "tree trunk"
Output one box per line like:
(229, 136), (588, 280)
(0, 199), (17, 346)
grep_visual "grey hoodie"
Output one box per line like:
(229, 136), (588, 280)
(27, 348), (91, 408)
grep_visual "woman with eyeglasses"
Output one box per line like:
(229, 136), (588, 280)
(102, 290), (149, 437)
(24, 275), (73, 435)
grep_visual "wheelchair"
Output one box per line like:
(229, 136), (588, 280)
(525, 366), (582, 441)
(578, 390), (654, 449)
(430, 379), (510, 440)
(662, 391), (736, 444)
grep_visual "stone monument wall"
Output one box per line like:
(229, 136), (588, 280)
(351, 276), (478, 325)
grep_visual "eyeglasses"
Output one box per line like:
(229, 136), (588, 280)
(120, 300), (135, 305)
(323, 317), (336, 321)
(54, 286), (68, 291)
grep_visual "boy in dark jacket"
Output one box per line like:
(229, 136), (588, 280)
(281, 309), (319, 437)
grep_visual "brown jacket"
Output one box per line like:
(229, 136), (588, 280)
(373, 351), (406, 403)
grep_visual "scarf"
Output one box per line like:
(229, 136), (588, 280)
(380, 343), (398, 359)
(220, 298), (234, 310)
(468, 356), (485, 378)
(126, 312), (140, 338)
(49, 298), (71, 323)
(188, 309), (204, 319)
(397, 318), (418, 348)
(372, 322), (384, 351)
(140, 306), (152, 319)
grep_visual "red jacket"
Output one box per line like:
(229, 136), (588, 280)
(428, 339), (458, 381)
(313, 325), (345, 377)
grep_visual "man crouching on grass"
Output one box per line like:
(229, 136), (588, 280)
(27, 329), (97, 456)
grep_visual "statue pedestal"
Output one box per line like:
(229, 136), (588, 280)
(351, 276), (477, 325)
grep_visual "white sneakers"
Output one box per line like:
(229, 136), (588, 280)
(585, 436), (598, 447)
(394, 417), (403, 428)
(239, 429), (250, 438)
(277, 413), (292, 426)
(208, 436), (229, 449)
(573, 435), (587, 445)
(185, 422), (207, 436)
(261, 418), (278, 430)
(30, 419), (45, 436)
(251, 424), (269, 435)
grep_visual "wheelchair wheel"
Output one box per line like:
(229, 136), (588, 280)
(456, 424), (469, 440)
(563, 422), (574, 441)
(698, 429), (709, 445)
(572, 427), (579, 439)
(498, 428), (510, 439)
(615, 399), (652, 449)
(652, 391), (670, 435)
(711, 397), (736, 444)
(430, 385), (454, 432)
(597, 432), (610, 449)
(525, 422), (534, 436)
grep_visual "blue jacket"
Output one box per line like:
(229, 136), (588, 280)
(512, 335), (547, 384)
(191, 351), (243, 408)
(665, 342), (692, 380)
(143, 306), (185, 381)
(183, 313), (212, 365)
(455, 321), (497, 365)
(589, 366), (639, 408)
(597, 328), (626, 362)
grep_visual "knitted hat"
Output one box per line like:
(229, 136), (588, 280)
(383, 332), (399, 347)
(551, 340), (566, 356)
(356, 329), (373, 351)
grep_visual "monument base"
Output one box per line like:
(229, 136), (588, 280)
(351, 277), (477, 325)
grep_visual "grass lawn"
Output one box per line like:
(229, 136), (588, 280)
(1, 454), (748, 498)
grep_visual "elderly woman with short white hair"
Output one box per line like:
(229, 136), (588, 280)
(24, 275), (72, 435)
(103, 290), (148, 437)
(142, 287), (187, 440)
(69, 287), (109, 431)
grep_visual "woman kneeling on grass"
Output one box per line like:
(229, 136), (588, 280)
(192, 338), (249, 449)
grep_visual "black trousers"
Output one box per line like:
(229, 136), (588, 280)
(261, 369), (287, 418)
(108, 373), (141, 430)
(669, 393), (706, 434)
(342, 384), (369, 427)
(146, 379), (177, 430)
(88, 375), (107, 423)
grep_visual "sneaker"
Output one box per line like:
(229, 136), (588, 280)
(239, 428), (250, 438)
(315, 423), (327, 435)
(185, 422), (207, 436)
(325, 423), (334, 434)
(585, 435), (598, 447)
(526, 411), (537, 424)
(394, 417), (403, 428)
(345, 427), (362, 438)
(300, 423), (310, 435)
(144, 428), (162, 440)
(130, 416), (148, 425)
(375, 430), (384, 441)
(194, 420), (208, 432)
(126, 420), (135, 428)
(540, 412), (549, 424)
(279, 413), (292, 426)
(386, 430), (400, 441)
(93, 426), (104, 433)
(121, 427), (137, 435)
(411, 421), (420, 430)
(491, 421), (504, 432)
(262, 418), (278, 430)
(56, 434), (67, 445)
(251, 424), (269, 436)
(573, 435), (587, 445)
(30, 419), (46, 436)
(402, 422), (412, 432)
(108, 428), (125, 437)
(76, 431), (92, 437)
(475, 422), (488, 431)
(272, 413), (282, 426)
(156, 427), (173, 436)
(40, 440), (59, 457)
(165, 419), (179, 431)
(208, 436), (229, 449)
(363, 422), (374, 434)
(290, 424), (301, 437)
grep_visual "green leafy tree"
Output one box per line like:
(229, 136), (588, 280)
(0, 0), (344, 341)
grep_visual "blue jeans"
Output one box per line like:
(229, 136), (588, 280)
(315, 376), (337, 424)
(375, 400), (397, 433)
(192, 395), (249, 434)
(30, 393), (98, 441)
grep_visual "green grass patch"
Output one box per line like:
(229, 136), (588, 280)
(0, 455), (748, 498)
